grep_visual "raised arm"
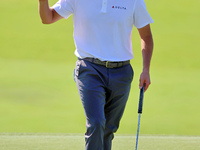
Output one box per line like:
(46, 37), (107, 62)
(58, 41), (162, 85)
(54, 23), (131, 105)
(138, 24), (154, 92)
(39, 0), (63, 24)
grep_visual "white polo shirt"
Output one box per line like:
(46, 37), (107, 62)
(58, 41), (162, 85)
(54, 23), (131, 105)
(53, 0), (153, 61)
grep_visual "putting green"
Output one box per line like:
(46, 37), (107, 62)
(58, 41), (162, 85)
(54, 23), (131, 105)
(0, 0), (200, 136)
(0, 134), (199, 150)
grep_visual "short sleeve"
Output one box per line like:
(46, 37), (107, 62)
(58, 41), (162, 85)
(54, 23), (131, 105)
(133, 0), (154, 29)
(52, 0), (75, 19)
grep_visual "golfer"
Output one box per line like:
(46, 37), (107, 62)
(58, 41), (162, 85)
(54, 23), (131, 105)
(39, 0), (153, 149)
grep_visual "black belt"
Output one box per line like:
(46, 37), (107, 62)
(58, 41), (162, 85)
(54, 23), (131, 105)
(80, 58), (130, 68)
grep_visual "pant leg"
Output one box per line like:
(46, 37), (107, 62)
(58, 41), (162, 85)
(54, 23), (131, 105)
(75, 59), (108, 150)
(104, 64), (134, 150)
(75, 60), (134, 150)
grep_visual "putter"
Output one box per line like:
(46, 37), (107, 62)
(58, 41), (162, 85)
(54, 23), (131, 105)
(135, 83), (145, 150)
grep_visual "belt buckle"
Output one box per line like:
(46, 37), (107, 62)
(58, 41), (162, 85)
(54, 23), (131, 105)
(106, 61), (109, 68)
(106, 61), (114, 68)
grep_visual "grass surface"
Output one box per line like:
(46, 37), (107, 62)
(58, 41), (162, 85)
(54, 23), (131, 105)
(0, 134), (200, 150)
(0, 0), (200, 137)
(1, 59), (200, 135)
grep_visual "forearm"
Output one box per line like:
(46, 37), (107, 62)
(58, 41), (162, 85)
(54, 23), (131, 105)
(141, 35), (153, 72)
(138, 24), (154, 91)
(39, 0), (53, 24)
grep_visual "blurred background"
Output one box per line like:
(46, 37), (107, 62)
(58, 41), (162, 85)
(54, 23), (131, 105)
(0, 0), (200, 135)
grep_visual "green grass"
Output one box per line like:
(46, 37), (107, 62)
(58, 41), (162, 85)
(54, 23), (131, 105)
(0, 134), (200, 150)
(0, 0), (200, 137)
(1, 59), (200, 135)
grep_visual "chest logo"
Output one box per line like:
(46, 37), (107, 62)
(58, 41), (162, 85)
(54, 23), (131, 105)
(112, 6), (127, 10)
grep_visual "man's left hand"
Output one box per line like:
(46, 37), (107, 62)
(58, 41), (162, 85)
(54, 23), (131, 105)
(139, 70), (151, 92)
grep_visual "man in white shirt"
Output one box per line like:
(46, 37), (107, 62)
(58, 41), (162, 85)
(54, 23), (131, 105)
(39, 0), (154, 149)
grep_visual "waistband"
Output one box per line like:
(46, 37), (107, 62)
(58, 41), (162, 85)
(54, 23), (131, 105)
(79, 57), (130, 68)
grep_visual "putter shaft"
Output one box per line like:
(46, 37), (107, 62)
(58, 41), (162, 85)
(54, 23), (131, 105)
(135, 83), (145, 150)
(135, 113), (141, 150)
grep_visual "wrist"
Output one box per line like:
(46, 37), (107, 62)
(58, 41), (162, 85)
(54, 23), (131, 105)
(143, 67), (150, 73)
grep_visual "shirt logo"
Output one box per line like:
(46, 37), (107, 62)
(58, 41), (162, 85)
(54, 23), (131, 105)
(112, 6), (127, 10)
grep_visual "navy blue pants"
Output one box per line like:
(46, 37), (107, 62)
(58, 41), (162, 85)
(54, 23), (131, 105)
(74, 59), (134, 150)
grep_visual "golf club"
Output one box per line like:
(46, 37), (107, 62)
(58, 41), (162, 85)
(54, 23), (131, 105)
(135, 83), (145, 150)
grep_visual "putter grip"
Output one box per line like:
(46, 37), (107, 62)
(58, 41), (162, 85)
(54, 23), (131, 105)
(138, 83), (145, 114)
